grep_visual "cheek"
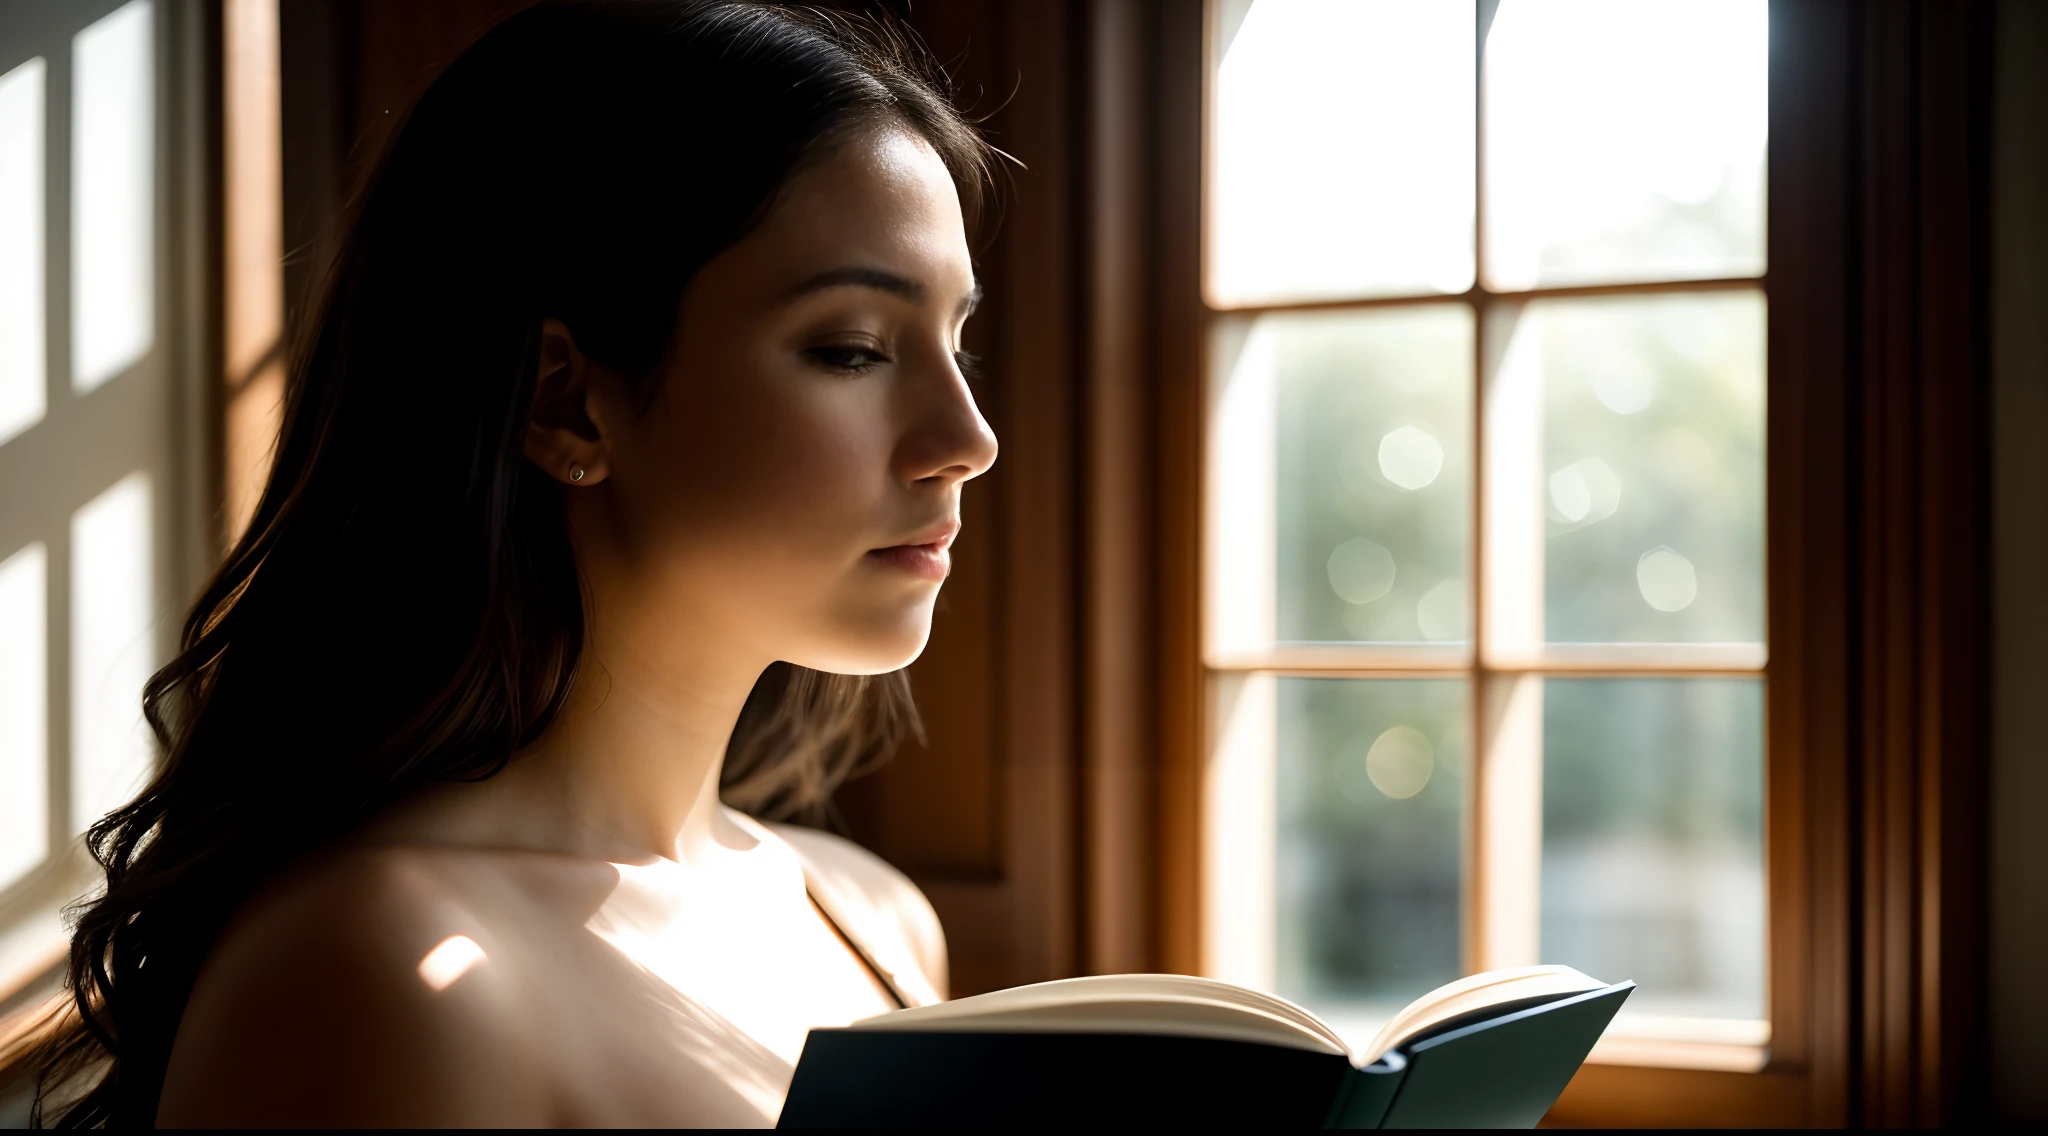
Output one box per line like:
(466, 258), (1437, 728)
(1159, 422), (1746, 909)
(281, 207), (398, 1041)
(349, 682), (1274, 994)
(631, 371), (887, 577)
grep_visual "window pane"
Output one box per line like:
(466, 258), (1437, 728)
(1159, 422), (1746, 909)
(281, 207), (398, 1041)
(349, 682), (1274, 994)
(1209, 0), (1474, 306)
(0, 56), (45, 446)
(71, 471), (155, 832)
(1277, 677), (1467, 1044)
(1490, 291), (1764, 646)
(1211, 306), (1473, 655)
(1540, 677), (1764, 1021)
(72, 0), (156, 392)
(0, 542), (48, 890)
(1482, 0), (1767, 290)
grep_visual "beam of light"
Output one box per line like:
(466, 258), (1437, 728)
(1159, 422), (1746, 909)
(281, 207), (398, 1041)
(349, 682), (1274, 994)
(71, 0), (157, 391)
(418, 934), (487, 992)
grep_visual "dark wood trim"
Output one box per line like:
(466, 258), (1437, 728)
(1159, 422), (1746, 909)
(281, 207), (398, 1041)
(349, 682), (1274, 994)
(845, 0), (1090, 995)
(984, 0), (1082, 989)
(277, 0), (351, 362)
(170, 0), (225, 592)
(1544, 1066), (1809, 1129)
(1764, 1), (1856, 1118)
(1766, 0), (1994, 1126)
(1077, 0), (1157, 977)
(1150, 0), (1207, 979)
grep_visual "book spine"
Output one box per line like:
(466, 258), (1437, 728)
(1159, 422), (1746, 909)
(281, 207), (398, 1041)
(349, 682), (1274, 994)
(1320, 1051), (1407, 1129)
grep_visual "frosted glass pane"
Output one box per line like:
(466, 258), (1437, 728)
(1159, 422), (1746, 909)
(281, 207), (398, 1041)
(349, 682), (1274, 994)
(1494, 291), (1764, 644)
(1490, 290), (1761, 650)
(0, 542), (49, 890)
(0, 57), (46, 446)
(1209, 0), (1474, 306)
(1265, 307), (1472, 644)
(1483, 0), (1767, 290)
(1277, 678), (1466, 1044)
(72, 0), (156, 392)
(71, 471), (155, 832)
(1541, 678), (1764, 1020)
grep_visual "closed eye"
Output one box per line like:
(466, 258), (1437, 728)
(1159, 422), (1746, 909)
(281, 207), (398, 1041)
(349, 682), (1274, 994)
(954, 350), (983, 382)
(804, 345), (889, 374)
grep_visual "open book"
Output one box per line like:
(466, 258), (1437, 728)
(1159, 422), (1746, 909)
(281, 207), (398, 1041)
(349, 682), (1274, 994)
(779, 965), (1633, 1128)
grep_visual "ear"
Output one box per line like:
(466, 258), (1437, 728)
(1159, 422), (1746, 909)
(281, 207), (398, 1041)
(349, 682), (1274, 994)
(523, 317), (612, 486)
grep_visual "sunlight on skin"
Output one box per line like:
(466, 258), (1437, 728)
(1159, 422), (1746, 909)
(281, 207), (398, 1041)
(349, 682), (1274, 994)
(416, 935), (487, 992)
(587, 811), (894, 1069)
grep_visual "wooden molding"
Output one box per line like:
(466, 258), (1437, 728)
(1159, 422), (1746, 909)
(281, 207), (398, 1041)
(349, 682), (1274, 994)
(1768, 0), (1995, 1125)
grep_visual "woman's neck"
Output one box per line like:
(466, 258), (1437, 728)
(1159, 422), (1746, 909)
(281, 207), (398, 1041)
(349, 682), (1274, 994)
(375, 608), (769, 866)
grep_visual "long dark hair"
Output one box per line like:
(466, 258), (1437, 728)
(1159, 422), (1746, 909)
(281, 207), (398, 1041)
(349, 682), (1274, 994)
(33, 2), (993, 1125)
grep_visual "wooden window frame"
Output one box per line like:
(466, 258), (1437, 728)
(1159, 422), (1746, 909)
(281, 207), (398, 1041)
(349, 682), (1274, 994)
(1194, 2), (1772, 1073)
(1139, 0), (1994, 1126)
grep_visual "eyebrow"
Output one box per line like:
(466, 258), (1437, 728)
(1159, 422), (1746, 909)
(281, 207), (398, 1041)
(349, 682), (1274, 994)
(784, 266), (983, 317)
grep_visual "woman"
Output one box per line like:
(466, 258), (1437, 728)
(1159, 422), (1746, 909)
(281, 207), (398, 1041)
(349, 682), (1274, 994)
(34, 1), (998, 1126)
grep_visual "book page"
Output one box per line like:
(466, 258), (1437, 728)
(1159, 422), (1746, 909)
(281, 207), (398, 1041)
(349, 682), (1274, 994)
(1356, 965), (1606, 1065)
(849, 973), (1347, 1055)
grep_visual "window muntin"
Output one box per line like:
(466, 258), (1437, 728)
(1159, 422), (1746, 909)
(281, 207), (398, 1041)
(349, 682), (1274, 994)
(1201, 0), (1769, 1064)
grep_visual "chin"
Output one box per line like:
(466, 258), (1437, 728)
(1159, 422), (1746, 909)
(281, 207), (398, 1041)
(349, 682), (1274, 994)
(790, 605), (937, 675)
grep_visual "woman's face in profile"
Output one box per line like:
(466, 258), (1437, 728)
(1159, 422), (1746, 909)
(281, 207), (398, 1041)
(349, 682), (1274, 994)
(574, 126), (996, 676)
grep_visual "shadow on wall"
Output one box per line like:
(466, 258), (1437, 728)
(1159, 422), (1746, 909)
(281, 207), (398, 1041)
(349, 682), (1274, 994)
(1992, 0), (2048, 1126)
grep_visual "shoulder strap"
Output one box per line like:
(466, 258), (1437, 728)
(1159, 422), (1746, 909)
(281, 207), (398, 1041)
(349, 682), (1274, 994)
(803, 873), (913, 1011)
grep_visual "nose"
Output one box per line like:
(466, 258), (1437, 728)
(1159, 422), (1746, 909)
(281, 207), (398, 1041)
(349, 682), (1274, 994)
(892, 348), (998, 488)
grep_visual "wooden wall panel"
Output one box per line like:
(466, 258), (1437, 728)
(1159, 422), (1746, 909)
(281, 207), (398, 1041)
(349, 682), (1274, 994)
(1765, 0), (1995, 1126)
(1150, 0), (1207, 983)
(831, 0), (1028, 920)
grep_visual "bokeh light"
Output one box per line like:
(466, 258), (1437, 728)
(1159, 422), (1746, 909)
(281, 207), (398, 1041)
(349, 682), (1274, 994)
(1378, 425), (1446, 491)
(1416, 577), (1470, 642)
(1525, 291), (1764, 643)
(1327, 537), (1397, 606)
(1363, 725), (1436, 800)
(1277, 679), (1466, 1040)
(1547, 456), (1621, 527)
(1636, 545), (1699, 613)
(1262, 304), (1472, 646)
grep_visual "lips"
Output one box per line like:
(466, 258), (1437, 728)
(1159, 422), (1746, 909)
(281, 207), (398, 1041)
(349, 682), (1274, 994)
(867, 518), (959, 582)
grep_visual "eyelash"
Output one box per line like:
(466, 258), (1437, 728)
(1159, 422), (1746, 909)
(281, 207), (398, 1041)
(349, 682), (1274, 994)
(804, 345), (888, 374)
(803, 345), (985, 382)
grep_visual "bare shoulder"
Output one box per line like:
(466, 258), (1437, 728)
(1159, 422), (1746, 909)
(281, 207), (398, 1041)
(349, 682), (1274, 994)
(157, 847), (550, 1127)
(767, 822), (949, 999)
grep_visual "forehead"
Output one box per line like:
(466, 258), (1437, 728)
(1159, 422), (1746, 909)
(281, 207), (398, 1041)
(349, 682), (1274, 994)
(736, 127), (973, 289)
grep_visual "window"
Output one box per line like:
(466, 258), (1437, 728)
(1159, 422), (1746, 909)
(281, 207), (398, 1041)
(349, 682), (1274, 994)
(1200, 0), (1770, 1070)
(0, 0), (206, 998)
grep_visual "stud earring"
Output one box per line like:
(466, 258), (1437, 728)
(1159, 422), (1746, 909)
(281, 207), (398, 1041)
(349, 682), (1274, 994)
(569, 466), (586, 483)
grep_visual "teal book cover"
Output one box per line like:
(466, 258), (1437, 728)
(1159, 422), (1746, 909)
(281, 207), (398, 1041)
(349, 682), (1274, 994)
(778, 974), (1634, 1128)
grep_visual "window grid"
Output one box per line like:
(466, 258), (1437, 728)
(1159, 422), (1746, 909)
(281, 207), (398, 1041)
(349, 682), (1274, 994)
(1199, 0), (1768, 1033)
(0, 0), (177, 941)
